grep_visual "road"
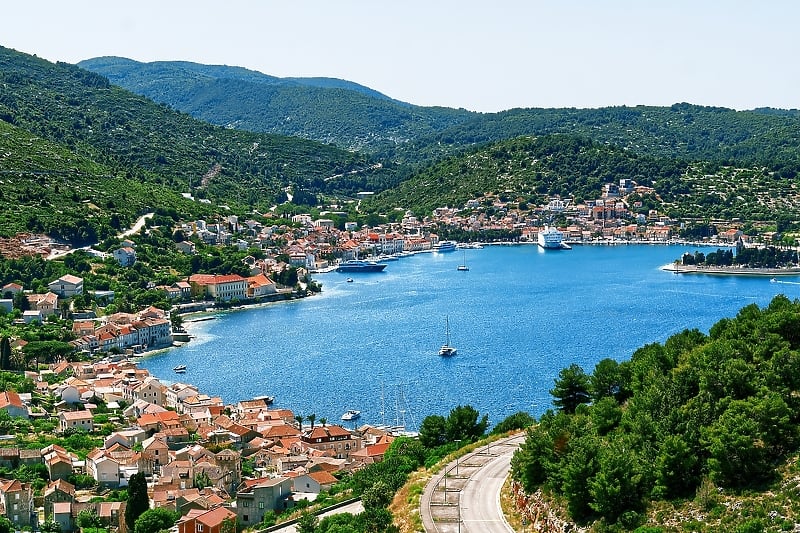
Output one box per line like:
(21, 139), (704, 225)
(421, 434), (525, 533)
(46, 212), (154, 260)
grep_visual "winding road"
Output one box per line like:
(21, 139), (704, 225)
(421, 433), (525, 533)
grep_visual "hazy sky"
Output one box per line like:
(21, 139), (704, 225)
(5, 1), (799, 112)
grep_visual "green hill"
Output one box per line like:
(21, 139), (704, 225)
(363, 135), (800, 222)
(0, 46), (399, 222)
(511, 295), (800, 531)
(78, 56), (474, 157)
(78, 57), (800, 173)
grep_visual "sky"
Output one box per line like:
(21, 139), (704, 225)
(4, 1), (799, 113)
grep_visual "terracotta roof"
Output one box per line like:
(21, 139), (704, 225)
(196, 506), (237, 528)
(308, 471), (338, 485)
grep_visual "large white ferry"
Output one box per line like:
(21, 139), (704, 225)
(538, 226), (565, 249)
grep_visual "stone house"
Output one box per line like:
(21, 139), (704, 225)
(235, 476), (293, 527)
(0, 478), (33, 526)
(43, 479), (75, 520)
(58, 410), (94, 434)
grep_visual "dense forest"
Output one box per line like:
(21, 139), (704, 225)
(511, 295), (800, 531)
(79, 57), (800, 175)
(362, 134), (800, 222)
(0, 46), (400, 218)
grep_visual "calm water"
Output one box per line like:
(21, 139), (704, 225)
(138, 245), (795, 429)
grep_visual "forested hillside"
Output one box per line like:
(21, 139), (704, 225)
(0, 119), (216, 243)
(0, 46), (400, 217)
(362, 135), (800, 221)
(79, 57), (800, 174)
(511, 295), (800, 531)
(78, 57), (474, 157)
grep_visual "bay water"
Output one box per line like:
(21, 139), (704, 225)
(138, 244), (795, 429)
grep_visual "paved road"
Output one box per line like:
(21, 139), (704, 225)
(421, 434), (525, 533)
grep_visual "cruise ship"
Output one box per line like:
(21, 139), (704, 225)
(538, 226), (565, 249)
(435, 240), (457, 252)
(336, 259), (388, 273)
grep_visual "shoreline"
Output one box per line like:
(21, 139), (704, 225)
(662, 264), (800, 276)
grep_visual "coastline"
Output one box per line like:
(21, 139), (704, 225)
(662, 264), (800, 276)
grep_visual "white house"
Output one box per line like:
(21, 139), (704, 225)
(48, 275), (83, 298)
(112, 247), (137, 267)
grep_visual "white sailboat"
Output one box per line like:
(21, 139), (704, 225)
(438, 316), (457, 356)
(457, 250), (469, 271)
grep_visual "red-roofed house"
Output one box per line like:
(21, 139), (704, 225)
(177, 506), (237, 533)
(0, 478), (33, 526)
(58, 411), (93, 434)
(187, 274), (247, 301)
(292, 470), (338, 494)
(246, 273), (277, 298)
(0, 391), (28, 419)
(301, 425), (362, 460)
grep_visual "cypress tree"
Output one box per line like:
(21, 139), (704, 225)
(125, 472), (149, 530)
(0, 337), (10, 371)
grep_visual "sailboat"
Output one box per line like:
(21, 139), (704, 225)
(457, 250), (469, 271)
(438, 316), (457, 356)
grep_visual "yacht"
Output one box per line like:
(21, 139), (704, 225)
(435, 241), (457, 252)
(341, 409), (361, 421)
(438, 316), (457, 356)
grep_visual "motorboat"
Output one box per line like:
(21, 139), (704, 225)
(341, 409), (361, 421)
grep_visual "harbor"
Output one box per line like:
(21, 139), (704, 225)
(139, 244), (794, 428)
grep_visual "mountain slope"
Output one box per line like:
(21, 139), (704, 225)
(365, 134), (800, 221)
(0, 46), (397, 211)
(79, 57), (800, 172)
(78, 56), (475, 155)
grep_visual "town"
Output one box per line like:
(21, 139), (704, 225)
(0, 181), (775, 533)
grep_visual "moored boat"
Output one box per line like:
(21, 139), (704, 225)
(538, 226), (565, 249)
(173, 365), (187, 373)
(435, 241), (457, 252)
(336, 260), (388, 273)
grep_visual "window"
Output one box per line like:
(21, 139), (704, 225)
(258, 502), (264, 509)
(197, 524), (203, 532)
(242, 515), (248, 522)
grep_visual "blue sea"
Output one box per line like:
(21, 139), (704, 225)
(138, 245), (796, 430)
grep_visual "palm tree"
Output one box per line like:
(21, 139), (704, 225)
(319, 417), (327, 427)
(295, 414), (304, 430)
(308, 413), (316, 429)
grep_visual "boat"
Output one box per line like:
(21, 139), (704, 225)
(173, 365), (187, 373)
(538, 226), (565, 249)
(457, 250), (469, 271)
(438, 316), (457, 356)
(336, 259), (388, 273)
(346, 277), (354, 283)
(341, 409), (361, 421)
(436, 241), (457, 252)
